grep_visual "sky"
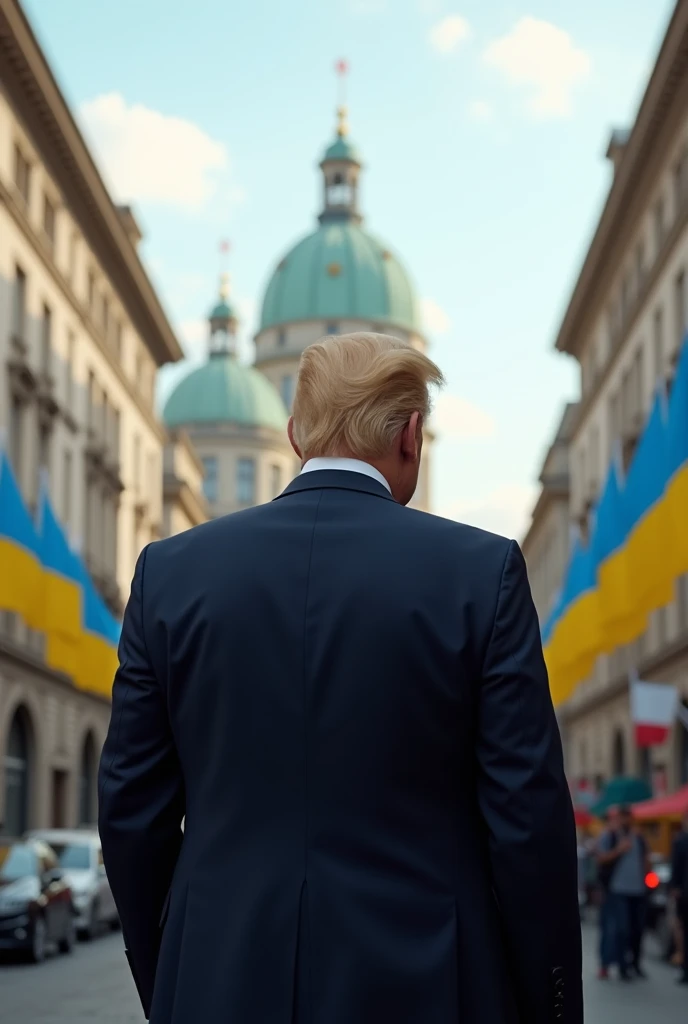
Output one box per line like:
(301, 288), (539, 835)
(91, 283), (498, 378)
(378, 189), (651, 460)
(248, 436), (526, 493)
(23, 0), (677, 538)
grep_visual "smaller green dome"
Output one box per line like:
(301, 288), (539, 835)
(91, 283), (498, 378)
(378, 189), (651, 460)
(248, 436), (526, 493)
(163, 356), (288, 433)
(210, 299), (236, 321)
(323, 136), (361, 164)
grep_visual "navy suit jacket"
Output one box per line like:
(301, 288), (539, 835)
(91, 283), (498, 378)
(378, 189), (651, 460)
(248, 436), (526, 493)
(99, 470), (582, 1024)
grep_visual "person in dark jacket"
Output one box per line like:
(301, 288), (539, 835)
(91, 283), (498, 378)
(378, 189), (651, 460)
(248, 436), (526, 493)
(672, 811), (688, 984)
(99, 332), (583, 1024)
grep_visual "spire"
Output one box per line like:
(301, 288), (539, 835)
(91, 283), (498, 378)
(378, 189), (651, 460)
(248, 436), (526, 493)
(208, 243), (238, 358)
(335, 59), (349, 138)
(319, 60), (362, 224)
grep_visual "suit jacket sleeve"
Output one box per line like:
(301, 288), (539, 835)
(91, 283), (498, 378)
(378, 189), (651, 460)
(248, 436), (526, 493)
(98, 545), (184, 1019)
(477, 540), (582, 1024)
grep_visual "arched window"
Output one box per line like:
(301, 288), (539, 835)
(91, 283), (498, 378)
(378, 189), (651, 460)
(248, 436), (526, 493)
(326, 171), (352, 207)
(79, 732), (97, 826)
(4, 706), (33, 836)
(612, 728), (626, 777)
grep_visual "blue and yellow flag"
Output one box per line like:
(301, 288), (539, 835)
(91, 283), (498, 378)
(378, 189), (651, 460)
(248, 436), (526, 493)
(73, 563), (121, 698)
(591, 458), (645, 649)
(544, 533), (600, 706)
(36, 483), (83, 679)
(621, 389), (675, 619)
(666, 337), (688, 578)
(0, 450), (43, 629)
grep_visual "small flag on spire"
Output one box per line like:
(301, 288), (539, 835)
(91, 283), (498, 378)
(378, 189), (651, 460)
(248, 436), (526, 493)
(219, 240), (231, 254)
(335, 59), (349, 76)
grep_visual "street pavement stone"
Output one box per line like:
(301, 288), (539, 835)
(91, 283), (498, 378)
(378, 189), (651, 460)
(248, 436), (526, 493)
(0, 924), (685, 1021)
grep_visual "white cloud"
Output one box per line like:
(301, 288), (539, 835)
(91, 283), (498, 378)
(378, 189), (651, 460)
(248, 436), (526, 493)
(483, 17), (591, 117)
(421, 297), (451, 335)
(468, 99), (494, 122)
(439, 483), (537, 540)
(433, 393), (496, 439)
(79, 93), (230, 209)
(428, 15), (472, 54)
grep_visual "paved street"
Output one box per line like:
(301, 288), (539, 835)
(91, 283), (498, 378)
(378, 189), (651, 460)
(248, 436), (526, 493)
(0, 924), (685, 1022)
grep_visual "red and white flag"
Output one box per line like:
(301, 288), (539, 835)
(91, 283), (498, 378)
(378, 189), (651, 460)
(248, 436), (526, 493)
(630, 676), (679, 747)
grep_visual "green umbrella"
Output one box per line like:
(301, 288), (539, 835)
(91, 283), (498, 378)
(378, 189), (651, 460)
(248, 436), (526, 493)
(590, 776), (653, 818)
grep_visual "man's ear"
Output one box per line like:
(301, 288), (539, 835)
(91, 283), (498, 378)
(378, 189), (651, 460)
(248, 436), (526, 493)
(401, 411), (421, 461)
(288, 417), (302, 459)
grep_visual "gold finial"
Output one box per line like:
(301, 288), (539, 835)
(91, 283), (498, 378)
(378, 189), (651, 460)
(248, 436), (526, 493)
(336, 104), (349, 138)
(334, 59), (349, 137)
(219, 272), (230, 299)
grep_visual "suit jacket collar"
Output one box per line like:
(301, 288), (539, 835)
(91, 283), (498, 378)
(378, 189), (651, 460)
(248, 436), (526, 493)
(276, 469), (397, 503)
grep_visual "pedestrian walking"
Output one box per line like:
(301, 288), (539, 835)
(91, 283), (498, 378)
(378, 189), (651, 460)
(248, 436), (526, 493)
(671, 810), (688, 984)
(597, 806), (650, 980)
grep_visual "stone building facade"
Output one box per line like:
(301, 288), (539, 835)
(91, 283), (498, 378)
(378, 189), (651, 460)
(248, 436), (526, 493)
(0, 0), (201, 834)
(523, 0), (688, 793)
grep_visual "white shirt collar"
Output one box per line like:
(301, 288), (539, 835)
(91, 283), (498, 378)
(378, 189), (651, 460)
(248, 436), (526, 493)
(300, 457), (392, 494)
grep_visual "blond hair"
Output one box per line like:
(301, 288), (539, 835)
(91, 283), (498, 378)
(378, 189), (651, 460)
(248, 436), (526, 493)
(292, 332), (445, 460)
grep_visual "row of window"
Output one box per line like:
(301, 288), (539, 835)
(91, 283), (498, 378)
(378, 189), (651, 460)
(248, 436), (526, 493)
(576, 261), (687, 514)
(12, 147), (153, 404)
(582, 142), (688, 396)
(201, 456), (283, 506)
(275, 324), (340, 348)
(7, 392), (120, 589)
(576, 695), (688, 788)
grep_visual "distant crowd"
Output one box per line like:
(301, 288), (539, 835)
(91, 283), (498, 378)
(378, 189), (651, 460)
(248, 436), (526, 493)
(579, 807), (688, 985)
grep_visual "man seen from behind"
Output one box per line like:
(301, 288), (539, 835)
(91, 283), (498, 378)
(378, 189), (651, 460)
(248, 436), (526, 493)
(99, 332), (583, 1024)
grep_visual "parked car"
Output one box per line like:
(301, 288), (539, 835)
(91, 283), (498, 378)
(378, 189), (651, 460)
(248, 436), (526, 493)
(0, 837), (75, 962)
(27, 829), (118, 940)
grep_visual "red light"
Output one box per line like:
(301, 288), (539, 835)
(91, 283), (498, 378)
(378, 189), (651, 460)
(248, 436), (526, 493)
(645, 871), (660, 889)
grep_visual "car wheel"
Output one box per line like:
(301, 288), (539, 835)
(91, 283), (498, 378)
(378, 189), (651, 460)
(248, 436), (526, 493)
(29, 916), (47, 964)
(59, 913), (76, 954)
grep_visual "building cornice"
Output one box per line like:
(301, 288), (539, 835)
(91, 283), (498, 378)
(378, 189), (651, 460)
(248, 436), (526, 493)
(185, 421), (293, 451)
(565, 190), (688, 440)
(554, 0), (688, 358)
(165, 427), (206, 476)
(163, 473), (208, 527)
(0, 0), (183, 367)
(254, 318), (427, 349)
(0, 177), (167, 444)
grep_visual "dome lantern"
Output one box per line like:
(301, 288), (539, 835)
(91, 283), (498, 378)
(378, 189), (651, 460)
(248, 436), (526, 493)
(208, 272), (238, 358)
(319, 104), (362, 226)
(257, 65), (422, 337)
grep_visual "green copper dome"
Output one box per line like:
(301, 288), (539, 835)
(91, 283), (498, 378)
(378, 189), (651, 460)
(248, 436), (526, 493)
(210, 299), (236, 321)
(163, 356), (288, 432)
(323, 136), (361, 164)
(259, 222), (421, 333)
